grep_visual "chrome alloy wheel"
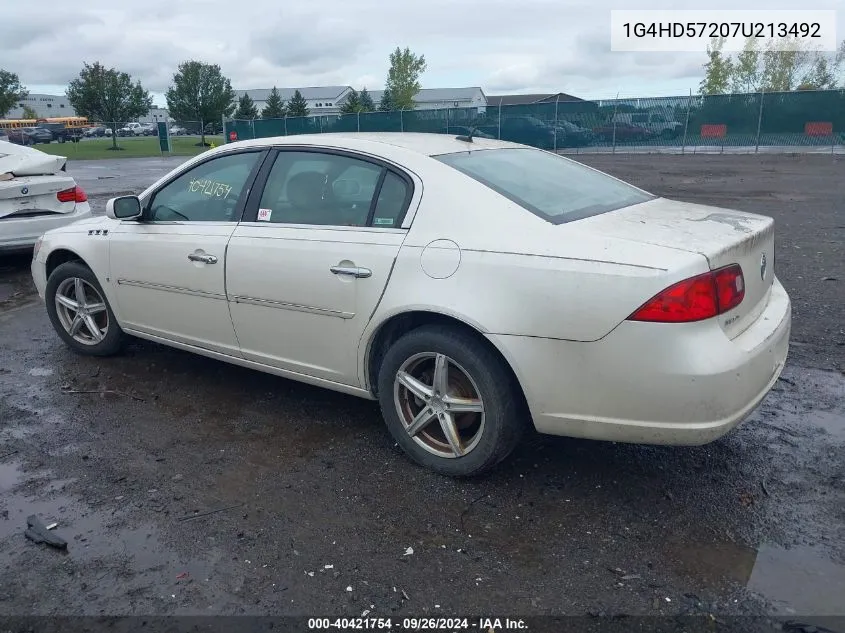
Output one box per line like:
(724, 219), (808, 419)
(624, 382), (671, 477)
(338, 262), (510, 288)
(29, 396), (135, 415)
(393, 352), (485, 458)
(54, 277), (109, 345)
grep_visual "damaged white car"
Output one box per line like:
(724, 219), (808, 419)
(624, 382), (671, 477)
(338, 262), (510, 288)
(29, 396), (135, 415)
(0, 142), (90, 253)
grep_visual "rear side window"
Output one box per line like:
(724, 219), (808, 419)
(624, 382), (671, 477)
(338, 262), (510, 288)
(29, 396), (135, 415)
(434, 148), (654, 224)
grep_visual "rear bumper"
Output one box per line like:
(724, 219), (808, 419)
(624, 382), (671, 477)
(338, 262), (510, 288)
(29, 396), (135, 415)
(0, 204), (92, 253)
(491, 278), (791, 445)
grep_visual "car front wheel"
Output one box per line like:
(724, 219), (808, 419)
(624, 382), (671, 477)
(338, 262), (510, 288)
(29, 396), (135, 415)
(377, 326), (526, 477)
(45, 261), (127, 356)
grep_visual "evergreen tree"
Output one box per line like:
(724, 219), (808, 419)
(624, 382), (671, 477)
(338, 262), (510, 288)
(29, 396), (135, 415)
(286, 89), (309, 117)
(261, 86), (286, 118)
(234, 92), (259, 119)
(340, 89), (360, 114)
(359, 88), (375, 112)
(378, 87), (396, 112)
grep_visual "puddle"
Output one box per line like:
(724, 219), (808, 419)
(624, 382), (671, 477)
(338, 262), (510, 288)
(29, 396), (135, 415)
(0, 283), (13, 302)
(0, 461), (23, 492)
(748, 544), (845, 615)
(667, 540), (845, 616)
(803, 410), (845, 438)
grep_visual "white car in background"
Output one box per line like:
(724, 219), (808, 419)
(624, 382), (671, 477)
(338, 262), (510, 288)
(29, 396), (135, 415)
(1, 143), (90, 254)
(118, 122), (144, 137)
(30, 133), (790, 476)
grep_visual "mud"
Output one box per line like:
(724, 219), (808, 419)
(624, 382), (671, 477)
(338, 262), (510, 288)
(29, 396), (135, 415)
(0, 154), (843, 623)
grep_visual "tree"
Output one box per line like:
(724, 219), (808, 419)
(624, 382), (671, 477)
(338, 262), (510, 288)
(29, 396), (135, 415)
(384, 47), (426, 109)
(699, 37), (733, 95)
(731, 38), (762, 93)
(800, 55), (836, 90)
(760, 39), (806, 92)
(66, 62), (152, 150)
(0, 69), (27, 118)
(166, 60), (236, 146)
(340, 88), (360, 114)
(234, 92), (259, 119)
(286, 89), (309, 117)
(359, 88), (376, 112)
(262, 86), (286, 119)
(378, 87), (396, 112)
(21, 105), (38, 120)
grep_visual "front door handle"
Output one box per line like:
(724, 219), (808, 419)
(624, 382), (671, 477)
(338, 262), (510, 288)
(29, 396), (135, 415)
(188, 253), (218, 264)
(330, 265), (372, 279)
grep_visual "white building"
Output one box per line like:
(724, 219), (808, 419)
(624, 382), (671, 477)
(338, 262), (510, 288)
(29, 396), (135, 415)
(6, 93), (75, 119)
(234, 86), (353, 117)
(138, 108), (171, 124)
(368, 87), (487, 112)
(233, 86), (488, 117)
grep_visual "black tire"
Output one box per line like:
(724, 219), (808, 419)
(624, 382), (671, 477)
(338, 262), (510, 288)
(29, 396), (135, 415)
(377, 325), (527, 477)
(45, 261), (127, 357)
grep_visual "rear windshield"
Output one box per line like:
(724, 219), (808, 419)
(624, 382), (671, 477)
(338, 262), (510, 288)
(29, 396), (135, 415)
(434, 148), (654, 224)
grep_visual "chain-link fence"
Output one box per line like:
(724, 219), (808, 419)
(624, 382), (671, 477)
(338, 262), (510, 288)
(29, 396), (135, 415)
(224, 88), (845, 154)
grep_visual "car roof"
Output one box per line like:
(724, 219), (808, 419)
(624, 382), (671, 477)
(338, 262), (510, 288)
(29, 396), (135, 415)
(226, 132), (524, 157)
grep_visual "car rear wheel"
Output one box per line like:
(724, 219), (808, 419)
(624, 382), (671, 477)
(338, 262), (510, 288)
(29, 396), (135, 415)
(377, 326), (526, 477)
(45, 261), (127, 356)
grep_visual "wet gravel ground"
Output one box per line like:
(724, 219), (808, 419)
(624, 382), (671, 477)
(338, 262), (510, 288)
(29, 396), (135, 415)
(0, 154), (843, 628)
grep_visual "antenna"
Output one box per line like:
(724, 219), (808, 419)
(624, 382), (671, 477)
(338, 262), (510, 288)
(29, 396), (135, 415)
(455, 126), (476, 143)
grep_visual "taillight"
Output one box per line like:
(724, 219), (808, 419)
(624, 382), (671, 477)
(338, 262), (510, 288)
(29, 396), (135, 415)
(713, 265), (745, 313)
(57, 186), (87, 203)
(628, 264), (745, 323)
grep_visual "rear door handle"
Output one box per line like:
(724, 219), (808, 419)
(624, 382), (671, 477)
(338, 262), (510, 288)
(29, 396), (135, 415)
(330, 265), (372, 279)
(188, 253), (218, 264)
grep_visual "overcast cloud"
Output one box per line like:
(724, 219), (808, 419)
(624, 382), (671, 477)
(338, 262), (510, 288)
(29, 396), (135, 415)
(2, 0), (842, 103)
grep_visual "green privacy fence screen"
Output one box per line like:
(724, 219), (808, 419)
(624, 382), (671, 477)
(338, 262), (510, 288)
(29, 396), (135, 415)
(225, 89), (845, 152)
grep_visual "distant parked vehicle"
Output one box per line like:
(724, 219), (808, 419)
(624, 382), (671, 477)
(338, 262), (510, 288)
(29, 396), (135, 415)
(139, 123), (157, 136)
(593, 122), (655, 143)
(84, 126), (107, 138)
(555, 120), (596, 147)
(0, 130), (9, 143)
(118, 122), (144, 137)
(35, 122), (81, 143)
(17, 127), (54, 145)
(612, 112), (683, 139)
(169, 125), (187, 136)
(475, 116), (557, 149)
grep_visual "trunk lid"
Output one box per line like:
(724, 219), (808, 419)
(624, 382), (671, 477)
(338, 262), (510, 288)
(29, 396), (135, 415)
(0, 142), (66, 176)
(579, 197), (775, 339)
(0, 175), (78, 219)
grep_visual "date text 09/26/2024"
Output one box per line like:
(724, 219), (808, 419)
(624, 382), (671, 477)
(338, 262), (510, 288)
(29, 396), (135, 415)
(307, 617), (528, 630)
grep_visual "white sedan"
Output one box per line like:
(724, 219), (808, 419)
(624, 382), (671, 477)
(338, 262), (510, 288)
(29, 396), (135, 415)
(30, 133), (791, 476)
(1, 142), (91, 253)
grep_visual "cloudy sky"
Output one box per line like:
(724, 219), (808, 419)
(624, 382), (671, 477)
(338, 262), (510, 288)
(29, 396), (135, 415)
(3, 0), (842, 105)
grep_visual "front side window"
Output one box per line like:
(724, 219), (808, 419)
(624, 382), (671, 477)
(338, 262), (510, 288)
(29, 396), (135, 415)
(256, 151), (409, 227)
(147, 152), (261, 222)
(435, 148), (654, 224)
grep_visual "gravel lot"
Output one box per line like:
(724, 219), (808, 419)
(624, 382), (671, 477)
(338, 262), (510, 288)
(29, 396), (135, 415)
(0, 154), (843, 629)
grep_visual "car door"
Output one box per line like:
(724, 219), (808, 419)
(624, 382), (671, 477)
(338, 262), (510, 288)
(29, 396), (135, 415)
(108, 149), (266, 355)
(226, 148), (415, 387)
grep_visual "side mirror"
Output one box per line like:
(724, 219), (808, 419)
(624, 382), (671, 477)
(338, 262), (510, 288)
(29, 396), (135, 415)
(106, 195), (143, 220)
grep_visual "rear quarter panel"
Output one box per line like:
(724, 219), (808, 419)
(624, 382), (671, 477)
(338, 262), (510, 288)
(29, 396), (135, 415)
(366, 156), (710, 343)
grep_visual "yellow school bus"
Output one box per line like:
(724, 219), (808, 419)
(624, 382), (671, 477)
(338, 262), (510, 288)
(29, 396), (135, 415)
(0, 118), (37, 129)
(0, 116), (89, 130)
